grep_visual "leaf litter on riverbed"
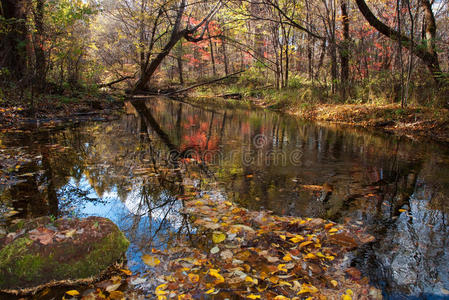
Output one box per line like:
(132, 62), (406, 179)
(141, 195), (381, 299)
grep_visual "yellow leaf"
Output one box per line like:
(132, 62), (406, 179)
(290, 235), (304, 243)
(324, 223), (334, 229)
(65, 290), (80, 296)
(279, 235), (286, 240)
(283, 253), (293, 261)
(277, 264), (287, 272)
(274, 296), (290, 300)
(188, 273), (199, 282)
(209, 269), (225, 283)
(109, 290), (124, 300)
(316, 252), (325, 257)
(297, 283), (319, 295)
(345, 289), (353, 295)
(205, 288), (215, 294)
(212, 232), (226, 243)
(299, 241), (313, 249)
(331, 280), (338, 287)
(245, 276), (257, 284)
(304, 253), (317, 259)
(341, 295), (352, 300)
(329, 228), (339, 233)
(155, 283), (168, 296)
(120, 269), (132, 275)
(279, 280), (292, 287)
(142, 254), (161, 267)
(399, 209), (407, 212)
(247, 294), (261, 299)
(269, 276), (279, 284)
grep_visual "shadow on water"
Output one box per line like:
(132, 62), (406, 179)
(1, 97), (449, 298)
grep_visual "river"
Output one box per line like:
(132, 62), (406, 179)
(1, 97), (449, 299)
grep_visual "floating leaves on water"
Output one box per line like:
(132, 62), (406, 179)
(144, 196), (378, 299)
(142, 254), (161, 267)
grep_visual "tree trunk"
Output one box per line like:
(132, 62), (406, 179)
(207, 28), (217, 77)
(221, 38), (229, 76)
(340, 0), (350, 99)
(0, 0), (29, 80)
(33, 0), (46, 91)
(355, 0), (442, 84)
(176, 42), (184, 85)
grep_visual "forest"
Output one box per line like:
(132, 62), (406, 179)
(1, 0), (449, 299)
(1, 0), (448, 110)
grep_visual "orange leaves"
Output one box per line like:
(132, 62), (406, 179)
(145, 196), (376, 299)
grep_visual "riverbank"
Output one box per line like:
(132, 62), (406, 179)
(0, 92), (124, 130)
(189, 86), (449, 144)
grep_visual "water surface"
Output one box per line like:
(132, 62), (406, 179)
(1, 97), (449, 299)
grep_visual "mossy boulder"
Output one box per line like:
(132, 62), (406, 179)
(0, 216), (129, 293)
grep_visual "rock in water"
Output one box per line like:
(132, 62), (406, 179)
(0, 216), (129, 294)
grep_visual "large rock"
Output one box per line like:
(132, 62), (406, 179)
(0, 216), (129, 293)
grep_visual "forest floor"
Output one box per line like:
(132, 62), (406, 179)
(191, 86), (449, 144)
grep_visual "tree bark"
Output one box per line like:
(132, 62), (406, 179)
(33, 0), (46, 91)
(0, 0), (29, 80)
(340, 0), (350, 99)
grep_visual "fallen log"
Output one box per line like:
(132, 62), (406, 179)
(218, 93), (242, 99)
(98, 76), (134, 88)
(164, 70), (245, 95)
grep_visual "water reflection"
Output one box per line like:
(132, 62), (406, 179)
(1, 97), (449, 298)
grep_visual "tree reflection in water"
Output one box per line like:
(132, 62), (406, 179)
(1, 97), (449, 297)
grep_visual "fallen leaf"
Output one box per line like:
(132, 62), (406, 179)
(120, 269), (132, 276)
(142, 254), (161, 267)
(65, 290), (80, 296)
(220, 249), (233, 260)
(109, 290), (124, 300)
(212, 232), (226, 243)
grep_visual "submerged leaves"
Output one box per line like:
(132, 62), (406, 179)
(143, 194), (380, 299)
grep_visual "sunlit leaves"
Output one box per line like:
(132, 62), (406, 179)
(144, 196), (378, 299)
